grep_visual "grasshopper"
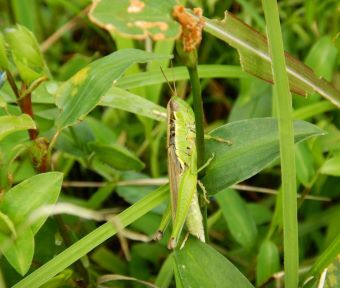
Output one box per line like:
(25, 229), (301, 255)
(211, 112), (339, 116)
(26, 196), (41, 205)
(154, 95), (231, 249)
(154, 96), (204, 249)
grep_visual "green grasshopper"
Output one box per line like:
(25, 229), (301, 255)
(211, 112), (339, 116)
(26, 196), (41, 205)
(154, 95), (231, 249)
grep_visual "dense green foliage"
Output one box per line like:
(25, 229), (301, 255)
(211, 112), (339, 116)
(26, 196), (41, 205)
(0, 0), (339, 287)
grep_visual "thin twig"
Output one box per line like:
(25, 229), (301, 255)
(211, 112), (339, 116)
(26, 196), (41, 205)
(62, 179), (331, 202)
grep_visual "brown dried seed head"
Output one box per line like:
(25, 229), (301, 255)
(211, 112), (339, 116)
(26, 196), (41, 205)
(172, 5), (204, 52)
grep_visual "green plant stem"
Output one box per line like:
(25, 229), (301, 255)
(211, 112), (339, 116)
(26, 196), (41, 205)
(187, 64), (209, 242)
(262, 1), (299, 287)
(187, 65), (205, 168)
(13, 185), (168, 288)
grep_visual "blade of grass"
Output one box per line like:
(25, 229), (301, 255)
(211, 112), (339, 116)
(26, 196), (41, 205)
(13, 185), (169, 288)
(262, 1), (299, 287)
(117, 65), (248, 89)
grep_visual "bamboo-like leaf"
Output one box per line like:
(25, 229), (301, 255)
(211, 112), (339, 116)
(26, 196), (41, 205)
(89, 0), (180, 41)
(194, 11), (340, 107)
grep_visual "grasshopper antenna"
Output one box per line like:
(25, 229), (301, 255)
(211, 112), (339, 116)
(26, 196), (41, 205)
(160, 63), (177, 97)
(170, 59), (177, 96)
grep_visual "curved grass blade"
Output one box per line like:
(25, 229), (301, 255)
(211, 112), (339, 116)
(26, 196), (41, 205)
(191, 11), (340, 107)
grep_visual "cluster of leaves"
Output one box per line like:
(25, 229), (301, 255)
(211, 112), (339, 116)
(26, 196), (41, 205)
(0, 0), (339, 287)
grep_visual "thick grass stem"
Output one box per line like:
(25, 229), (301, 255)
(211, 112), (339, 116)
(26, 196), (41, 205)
(262, 0), (299, 287)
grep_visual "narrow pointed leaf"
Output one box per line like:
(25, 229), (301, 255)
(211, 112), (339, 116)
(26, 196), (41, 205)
(55, 49), (170, 129)
(203, 118), (324, 194)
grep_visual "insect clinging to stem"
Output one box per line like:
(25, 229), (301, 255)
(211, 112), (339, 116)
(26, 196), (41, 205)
(154, 67), (231, 249)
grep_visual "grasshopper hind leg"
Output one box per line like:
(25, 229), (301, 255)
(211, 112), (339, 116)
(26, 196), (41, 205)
(185, 193), (205, 243)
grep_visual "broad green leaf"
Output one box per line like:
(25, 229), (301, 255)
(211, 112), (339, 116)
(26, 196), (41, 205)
(173, 237), (254, 288)
(13, 184), (168, 288)
(320, 153), (340, 176)
(55, 49), (170, 129)
(90, 142), (145, 171)
(100, 87), (167, 121)
(199, 11), (340, 107)
(0, 227), (34, 275)
(203, 118), (324, 194)
(216, 189), (258, 249)
(256, 240), (280, 286)
(0, 114), (36, 142)
(89, 0), (180, 41)
(0, 172), (63, 233)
